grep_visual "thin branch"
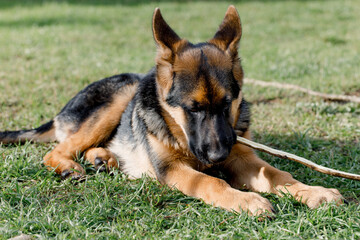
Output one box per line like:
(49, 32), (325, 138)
(237, 136), (360, 181)
(244, 78), (360, 103)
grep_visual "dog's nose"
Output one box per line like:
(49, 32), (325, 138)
(207, 148), (229, 163)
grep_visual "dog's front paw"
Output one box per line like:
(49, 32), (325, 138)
(224, 190), (274, 216)
(294, 186), (343, 209)
(240, 192), (274, 216)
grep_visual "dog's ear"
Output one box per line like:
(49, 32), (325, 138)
(209, 5), (242, 57)
(152, 8), (187, 62)
(153, 8), (188, 98)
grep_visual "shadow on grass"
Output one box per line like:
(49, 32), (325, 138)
(0, 0), (334, 9)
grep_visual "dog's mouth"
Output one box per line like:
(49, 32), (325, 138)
(190, 148), (212, 165)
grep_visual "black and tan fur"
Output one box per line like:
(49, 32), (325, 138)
(0, 6), (343, 215)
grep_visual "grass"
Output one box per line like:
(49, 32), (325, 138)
(0, 0), (359, 239)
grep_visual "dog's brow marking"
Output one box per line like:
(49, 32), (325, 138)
(190, 80), (210, 106)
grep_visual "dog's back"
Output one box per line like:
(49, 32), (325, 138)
(0, 73), (142, 145)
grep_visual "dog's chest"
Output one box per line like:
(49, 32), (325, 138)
(107, 139), (156, 179)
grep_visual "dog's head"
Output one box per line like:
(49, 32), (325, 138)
(153, 6), (243, 164)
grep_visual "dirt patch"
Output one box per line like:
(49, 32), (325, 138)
(345, 89), (360, 97)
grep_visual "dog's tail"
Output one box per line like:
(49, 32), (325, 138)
(0, 120), (56, 144)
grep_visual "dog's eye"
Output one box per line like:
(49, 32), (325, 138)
(189, 106), (202, 113)
(222, 97), (232, 112)
(184, 101), (203, 113)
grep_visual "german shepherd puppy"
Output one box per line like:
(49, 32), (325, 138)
(0, 6), (343, 215)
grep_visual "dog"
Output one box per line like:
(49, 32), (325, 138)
(0, 6), (343, 216)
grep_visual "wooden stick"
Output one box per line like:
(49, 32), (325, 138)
(244, 78), (360, 103)
(237, 136), (360, 181)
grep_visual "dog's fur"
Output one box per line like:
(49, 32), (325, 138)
(0, 6), (342, 215)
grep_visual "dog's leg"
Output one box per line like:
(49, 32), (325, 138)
(44, 120), (117, 179)
(165, 163), (274, 216)
(148, 135), (273, 216)
(223, 131), (343, 209)
(44, 117), (117, 179)
(43, 141), (86, 180)
(43, 127), (105, 179)
(44, 133), (118, 179)
(85, 147), (118, 172)
(44, 84), (137, 179)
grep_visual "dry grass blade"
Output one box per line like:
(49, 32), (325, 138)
(237, 136), (360, 181)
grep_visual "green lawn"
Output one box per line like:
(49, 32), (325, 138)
(1, 0), (359, 239)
